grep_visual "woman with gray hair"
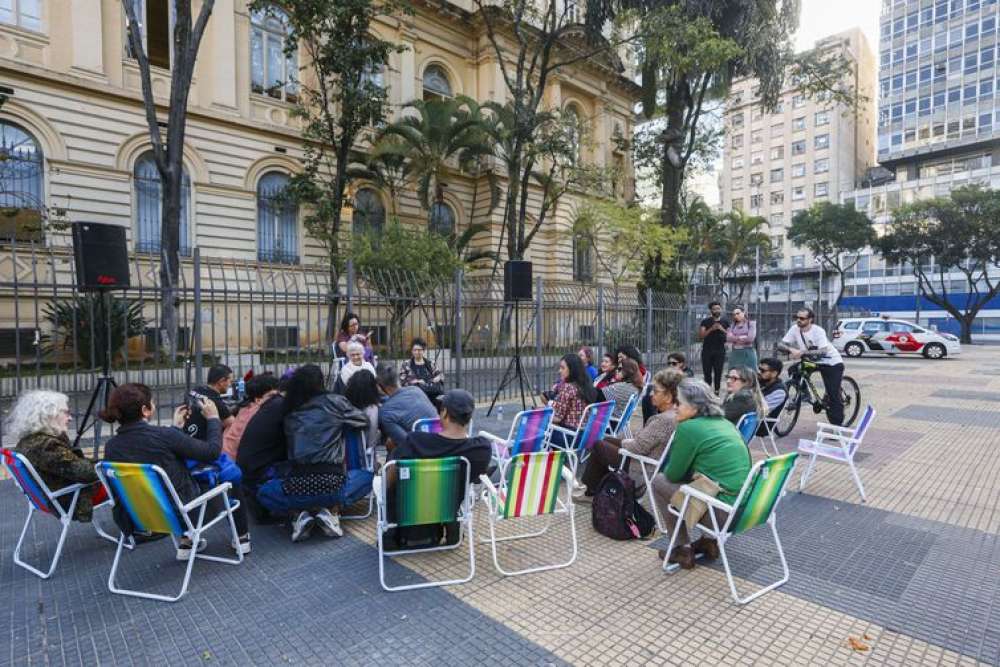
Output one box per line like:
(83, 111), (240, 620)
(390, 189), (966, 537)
(339, 340), (376, 388)
(6, 390), (103, 522)
(651, 379), (751, 570)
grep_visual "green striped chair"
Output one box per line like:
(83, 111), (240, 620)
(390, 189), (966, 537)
(479, 450), (577, 576)
(373, 456), (475, 592)
(662, 452), (798, 605)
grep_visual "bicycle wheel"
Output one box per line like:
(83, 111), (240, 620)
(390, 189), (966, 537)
(774, 382), (802, 437)
(839, 375), (861, 426)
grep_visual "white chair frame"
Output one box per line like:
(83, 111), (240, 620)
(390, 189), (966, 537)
(478, 451), (578, 577)
(3, 451), (120, 579)
(608, 392), (640, 439)
(661, 458), (796, 605)
(617, 433), (674, 533)
(547, 400), (615, 473)
(735, 412), (778, 458)
(477, 406), (555, 465)
(373, 457), (475, 592)
(96, 464), (244, 603)
(341, 429), (375, 521)
(797, 406), (875, 502)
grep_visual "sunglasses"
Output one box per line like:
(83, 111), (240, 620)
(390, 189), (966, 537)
(796, 316), (810, 322)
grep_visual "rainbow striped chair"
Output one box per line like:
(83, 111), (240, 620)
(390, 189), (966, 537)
(1, 448), (119, 579)
(373, 455), (475, 592)
(412, 417), (443, 434)
(479, 450), (577, 576)
(797, 405), (875, 502)
(477, 406), (554, 463)
(617, 433), (675, 532)
(662, 452), (799, 605)
(341, 427), (375, 521)
(608, 392), (640, 439)
(546, 400), (615, 472)
(95, 461), (244, 602)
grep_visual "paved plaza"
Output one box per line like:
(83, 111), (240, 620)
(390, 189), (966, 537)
(4, 347), (1000, 665)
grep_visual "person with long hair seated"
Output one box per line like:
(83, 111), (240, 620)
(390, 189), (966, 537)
(547, 353), (600, 448)
(6, 390), (105, 522)
(722, 366), (767, 426)
(101, 383), (252, 557)
(593, 352), (618, 390)
(578, 368), (685, 498)
(398, 337), (445, 401)
(345, 369), (381, 450)
(256, 365), (370, 542)
(334, 311), (375, 362)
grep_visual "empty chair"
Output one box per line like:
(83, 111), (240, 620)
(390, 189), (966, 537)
(477, 406), (554, 462)
(797, 405), (875, 502)
(546, 400), (615, 472)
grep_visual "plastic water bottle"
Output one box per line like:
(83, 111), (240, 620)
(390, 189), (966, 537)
(497, 405), (504, 422)
(237, 378), (246, 401)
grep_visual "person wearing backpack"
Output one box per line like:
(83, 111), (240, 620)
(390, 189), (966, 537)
(578, 368), (685, 498)
(651, 379), (751, 570)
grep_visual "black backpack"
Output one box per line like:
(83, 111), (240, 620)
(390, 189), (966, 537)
(591, 470), (656, 540)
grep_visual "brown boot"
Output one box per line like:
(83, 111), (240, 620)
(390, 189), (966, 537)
(691, 536), (720, 561)
(657, 545), (695, 569)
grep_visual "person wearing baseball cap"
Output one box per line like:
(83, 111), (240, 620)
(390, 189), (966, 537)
(384, 388), (492, 550)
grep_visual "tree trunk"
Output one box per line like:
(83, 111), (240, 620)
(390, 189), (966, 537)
(659, 100), (686, 229)
(960, 314), (974, 345)
(159, 164), (183, 360)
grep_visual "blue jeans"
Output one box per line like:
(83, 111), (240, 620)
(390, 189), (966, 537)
(256, 469), (374, 514)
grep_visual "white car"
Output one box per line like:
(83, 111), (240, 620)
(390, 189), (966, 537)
(832, 317), (961, 359)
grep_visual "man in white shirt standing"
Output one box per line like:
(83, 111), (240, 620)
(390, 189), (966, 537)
(776, 308), (846, 425)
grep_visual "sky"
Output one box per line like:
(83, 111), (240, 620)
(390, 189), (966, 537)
(686, 0), (882, 207)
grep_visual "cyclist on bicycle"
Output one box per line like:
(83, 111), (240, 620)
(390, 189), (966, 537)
(776, 308), (846, 425)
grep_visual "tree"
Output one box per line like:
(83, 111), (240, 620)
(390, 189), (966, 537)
(472, 0), (635, 260)
(255, 0), (409, 338)
(43, 294), (146, 369)
(571, 199), (685, 296)
(878, 186), (1000, 344)
(122, 0), (215, 357)
(709, 209), (771, 303)
(788, 202), (875, 310)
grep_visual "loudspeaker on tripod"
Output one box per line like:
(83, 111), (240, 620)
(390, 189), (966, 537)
(504, 260), (532, 301)
(72, 222), (130, 291)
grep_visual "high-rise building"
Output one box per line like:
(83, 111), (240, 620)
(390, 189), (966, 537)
(838, 0), (1000, 337)
(718, 28), (876, 304)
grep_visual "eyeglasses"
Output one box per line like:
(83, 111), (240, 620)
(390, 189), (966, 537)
(725, 374), (741, 381)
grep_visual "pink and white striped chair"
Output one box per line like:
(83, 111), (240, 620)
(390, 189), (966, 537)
(797, 405), (875, 502)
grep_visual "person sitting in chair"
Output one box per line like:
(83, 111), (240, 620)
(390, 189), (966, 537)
(383, 389), (492, 550)
(376, 364), (438, 450)
(722, 366), (766, 426)
(339, 341), (376, 389)
(399, 337), (445, 401)
(7, 390), (104, 522)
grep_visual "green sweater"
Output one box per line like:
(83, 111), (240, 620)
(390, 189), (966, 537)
(664, 416), (752, 504)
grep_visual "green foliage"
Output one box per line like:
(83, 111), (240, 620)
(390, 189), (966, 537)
(42, 294), (146, 369)
(789, 202), (875, 304)
(878, 185), (1000, 342)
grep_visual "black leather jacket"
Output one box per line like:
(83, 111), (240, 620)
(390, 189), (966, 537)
(283, 393), (368, 468)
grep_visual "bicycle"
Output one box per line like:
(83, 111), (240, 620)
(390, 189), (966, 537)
(773, 353), (861, 437)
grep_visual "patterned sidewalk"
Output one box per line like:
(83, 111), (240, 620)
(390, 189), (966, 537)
(3, 347), (1000, 665)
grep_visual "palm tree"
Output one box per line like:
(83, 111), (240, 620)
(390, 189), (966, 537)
(712, 209), (770, 302)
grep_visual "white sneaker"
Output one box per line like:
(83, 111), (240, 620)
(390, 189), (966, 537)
(315, 508), (343, 538)
(176, 537), (208, 560)
(291, 511), (316, 542)
(231, 534), (251, 555)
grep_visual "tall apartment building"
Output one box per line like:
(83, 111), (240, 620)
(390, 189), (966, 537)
(718, 28), (876, 304)
(0, 0), (638, 354)
(838, 0), (1000, 337)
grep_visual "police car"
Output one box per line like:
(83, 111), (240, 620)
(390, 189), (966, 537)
(832, 317), (961, 359)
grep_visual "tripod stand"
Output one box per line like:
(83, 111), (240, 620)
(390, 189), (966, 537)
(73, 290), (117, 457)
(487, 299), (536, 416)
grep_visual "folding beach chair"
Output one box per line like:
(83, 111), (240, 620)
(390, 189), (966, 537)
(1, 448), (119, 579)
(797, 405), (875, 502)
(342, 427), (375, 521)
(608, 392), (640, 438)
(374, 455), (475, 592)
(662, 452), (799, 605)
(546, 400), (615, 472)
(479, 450), (577, 576)
(412, 417), (443, 433)
(733, 411), (777, 458)
(95, 462), (244, 602)
(477, 406), (554, 463)
(617, 433), (675, 532)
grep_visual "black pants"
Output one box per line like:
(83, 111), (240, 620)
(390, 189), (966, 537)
(817, 363), (845, 426)
(701, 348), (726, 393)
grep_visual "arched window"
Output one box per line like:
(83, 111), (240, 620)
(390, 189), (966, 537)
(428, 201), (455, 236)
(0, 121), (44, 242)
(257, 172), (299, 264)
(251, 5), (298, 102)
(134, 152), (191, 255)
(351, 188), (385, 237)
(422, 64), (453, 101)
(572, 233), (593, 282)
(565, 104), (584, 162)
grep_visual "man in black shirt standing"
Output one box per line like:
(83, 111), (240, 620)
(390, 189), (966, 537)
(698, 301), (730, 393)
(185, 364), (236, 440)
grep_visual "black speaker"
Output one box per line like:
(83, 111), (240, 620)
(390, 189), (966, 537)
(504, 260), (532, 301)
(72, 222), (130, 291)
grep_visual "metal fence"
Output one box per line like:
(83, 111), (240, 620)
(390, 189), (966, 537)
(0, 244), (835, 449)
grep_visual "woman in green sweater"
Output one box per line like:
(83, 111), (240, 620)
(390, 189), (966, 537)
(652, 378), (752, 570)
